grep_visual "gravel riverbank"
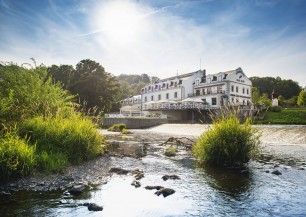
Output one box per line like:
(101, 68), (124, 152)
(1, 124), (305, 192)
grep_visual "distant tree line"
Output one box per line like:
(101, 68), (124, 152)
(250, 76), (305, 107)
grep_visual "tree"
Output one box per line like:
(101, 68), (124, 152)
(278, 95), (284, 106)
(69, 59), (119, 113)
(259, 93), (271, 106)
(250, 76), (301, 99)
(297, 90), (306, 107)
(251, 87), (260, 104)
(47, 64), (74, 88)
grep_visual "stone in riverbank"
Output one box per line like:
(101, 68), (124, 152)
(272, 170), (282, 175)
(131, 180), (141, 188)
(82, 202), (103, 211)
(109, 167), (129, 175)
(69, 185), (86, 196)
(162, 175), (180, 181)
(155, 188), (175, 197)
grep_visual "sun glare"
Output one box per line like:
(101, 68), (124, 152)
(97, 1), (147, 43)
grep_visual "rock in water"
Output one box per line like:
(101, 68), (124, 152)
(109, 167), (129, 175)
(145, 186), (164, 190)
(155, 188), (175, 197)
(83, 202), (103, 211)
(131, 181), (141, 188)
(272, 170), (282, 175)
(162, 175), (180, 181)
(69, 185), (86, 196)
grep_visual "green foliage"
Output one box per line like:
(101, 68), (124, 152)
(193, 112), (260, 166)
(20, 112), (104, 164)
(0, 63), (74, 124)
(47, 59), (120, 114)
(283, 96), (298, 107)
(254, 108), (306, 125)
(278, 95), (284, 106)
(251, 87), (260, 104)
(297, 90), (306, 107)
(269, 106), (282, 112)
(250, 76), (301, 99)
(0, 130), (36, 182)
(165, 146), (177, 157)
(108, 123), (127, 132)
(36, 151), (68, 173)
(121, 128), (130, 134)
(258, 93), (271, 106)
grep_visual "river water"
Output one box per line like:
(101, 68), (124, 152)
(1, 124), (306, 216)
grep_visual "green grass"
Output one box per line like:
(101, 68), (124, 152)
(193, 112), (260, 167)
(164, 146), (177, 157)
(20, 112), (105, 165)
(0, 131), (36, 182)
(108, 123), (127, 132)
(254, 108), (306, 125)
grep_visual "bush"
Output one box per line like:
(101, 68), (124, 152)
(164, 146), (177, 157)
(193, 112), (260, 167)
(0, 131), (36, 182)
(269, 106), (282, 112)
(20, 111), (104, 165)
(108, 123), (126, 132)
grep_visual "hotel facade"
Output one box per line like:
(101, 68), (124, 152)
(120, 67), (252, 121)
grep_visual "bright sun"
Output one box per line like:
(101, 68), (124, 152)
(97, 1), (147, 43)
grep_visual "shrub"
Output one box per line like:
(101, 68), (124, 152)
(193, 112), (260, 167)
(108, 123), (126, 132)
(269, 106), (282, 112)
(121, 128), (130, 134)
(0, 131), (36, 182)
(165, 146), (177, 157)
(20, 111), (104, 165)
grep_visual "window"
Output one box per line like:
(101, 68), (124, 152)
(212, 98), (217, 105)
(247, 88), (249, 95)
(151, 95), (154, 101)
(174, 92), (178, 98)
(207, 87), (211, 94)
(145, 96), (147, 102)
(175, 82), (177, 87)
(166, 93), (169, 99)
(231, 85), (234, 92)
(158, 94), (161, 100)
(202, 89), (205, 95)
(217, 86), (222, 93)
(243, 87), (245, 94)
(236, 86), (239, 93)
(195, 90), (200, 96)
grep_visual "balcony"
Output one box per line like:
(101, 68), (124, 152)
(143, 101), (209, 111)
(188, 90), (225, 97)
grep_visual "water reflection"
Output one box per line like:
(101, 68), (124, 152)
(200, 165), (252, 197)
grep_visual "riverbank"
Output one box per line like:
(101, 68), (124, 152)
(1, 124), (305, 193)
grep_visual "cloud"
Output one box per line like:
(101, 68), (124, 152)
(0, 0), (305, 87)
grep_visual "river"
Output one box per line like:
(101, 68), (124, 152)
(1, 124), (306, 216)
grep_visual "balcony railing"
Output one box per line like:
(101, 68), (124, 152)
(143, 103), (209, 111)
(188, 90), (225, 97)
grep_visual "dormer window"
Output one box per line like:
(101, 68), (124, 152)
(179, 80), (182, 85)
(212, 76), (217, 81)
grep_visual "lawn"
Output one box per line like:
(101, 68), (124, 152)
(254, 108), (306, 125)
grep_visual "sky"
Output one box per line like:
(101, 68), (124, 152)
(0, 0), (305, 87)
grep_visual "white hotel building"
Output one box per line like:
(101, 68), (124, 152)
(120, 67), (252, 121)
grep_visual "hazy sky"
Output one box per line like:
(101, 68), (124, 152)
(0, 0), (305, 87)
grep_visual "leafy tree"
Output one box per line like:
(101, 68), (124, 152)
(284, 96), (298, 107)
(258, 93), (271, 106)
(250, 76), (301, 99)
(251, 87), (260, 104)
(47, 64), (74, 88)
(69, 59), (119, 113)
(278, 95), (284, 106)
(297, 90), (306, 107)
